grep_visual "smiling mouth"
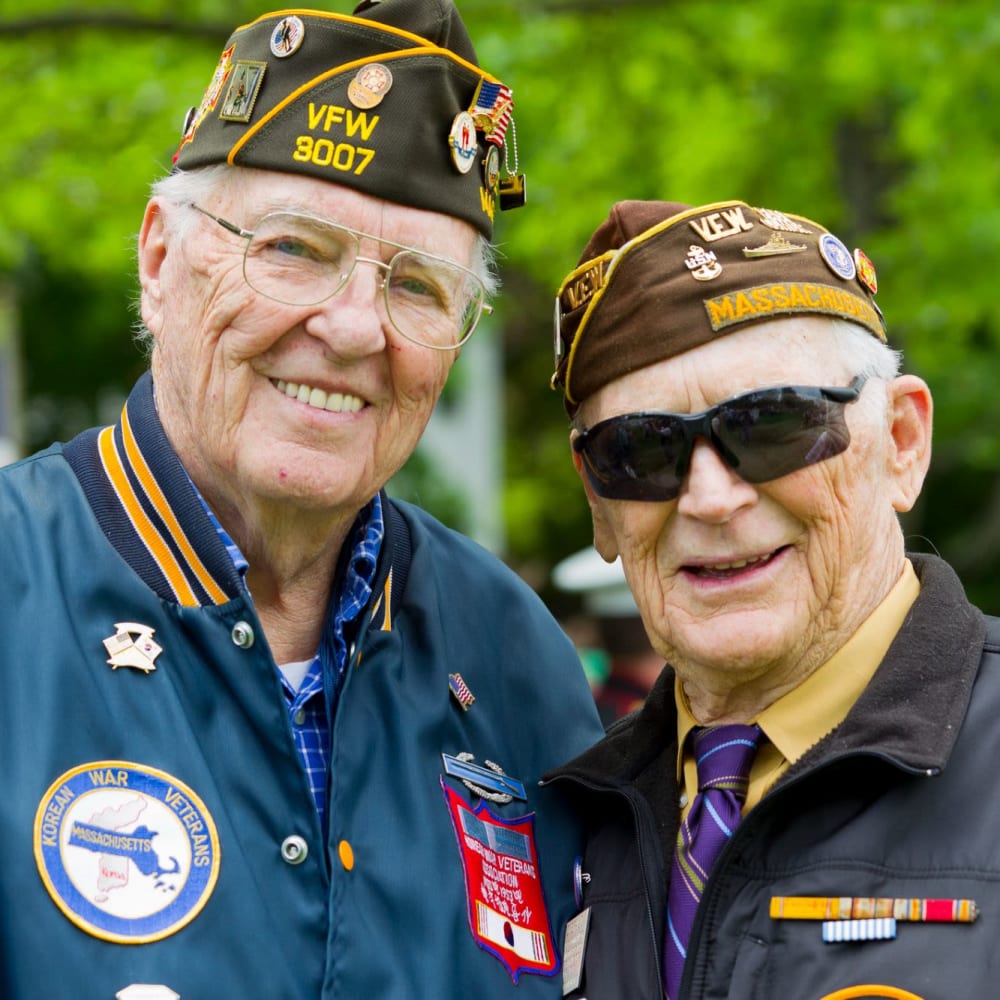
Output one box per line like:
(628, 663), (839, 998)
(686, 548), (787, 579)
(273, 378), (365, 414)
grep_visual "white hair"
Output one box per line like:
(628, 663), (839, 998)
(828, 318), (902, 380)
(133, 165), (499, 355)
(823, 319), (903, 424)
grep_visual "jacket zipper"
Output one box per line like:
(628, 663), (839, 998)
(543, 771), (664, 993)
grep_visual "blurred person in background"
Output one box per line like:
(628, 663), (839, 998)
(0, 3), (602, 997)
(553, 545), (662, 725)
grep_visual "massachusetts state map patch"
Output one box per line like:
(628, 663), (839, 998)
(34, 761), (220, 943)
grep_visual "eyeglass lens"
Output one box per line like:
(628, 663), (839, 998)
(243, 212), (485, 349)
(576, 382), (862, 501)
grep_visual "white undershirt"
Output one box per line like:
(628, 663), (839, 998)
(278, 658), (314, 693)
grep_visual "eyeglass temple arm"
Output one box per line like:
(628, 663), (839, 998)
(823, 373), (870, 402)
(188, 203), (253, 239)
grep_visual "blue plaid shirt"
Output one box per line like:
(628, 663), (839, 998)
(199, 490), (384, 829)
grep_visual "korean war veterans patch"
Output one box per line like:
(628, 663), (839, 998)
(34, 761), (220, 943)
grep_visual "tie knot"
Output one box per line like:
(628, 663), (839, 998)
(691, 724), (761, 798)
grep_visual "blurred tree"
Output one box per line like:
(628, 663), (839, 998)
(2, 0), (999, 609)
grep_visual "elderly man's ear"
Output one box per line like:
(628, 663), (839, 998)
(137, 200), (168, 339)
(885, 374), (933, 514)
(570, 435), (621, 563)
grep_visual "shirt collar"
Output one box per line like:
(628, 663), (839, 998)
(676, 559), (921, 781)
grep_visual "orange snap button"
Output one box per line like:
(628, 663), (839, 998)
(338, 840), (355, 870)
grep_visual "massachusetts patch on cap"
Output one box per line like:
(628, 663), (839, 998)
(34, 761), (220, 943)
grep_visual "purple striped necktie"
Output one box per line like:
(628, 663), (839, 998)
(664, 723), (761, 1000)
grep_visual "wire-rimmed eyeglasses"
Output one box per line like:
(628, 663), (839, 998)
(189, 203), (491, 350)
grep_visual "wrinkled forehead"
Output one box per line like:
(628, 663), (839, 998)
(192, 167), (480, 260)
(576, 316), (850, 425)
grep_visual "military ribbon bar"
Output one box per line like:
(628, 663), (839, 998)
(770, 896), (978, 923)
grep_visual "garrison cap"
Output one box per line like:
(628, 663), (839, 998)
(552, 199), (886, 414)
(173, 0), (524, 238)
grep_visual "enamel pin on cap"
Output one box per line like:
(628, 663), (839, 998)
(219, 61), (266, 123)
(269, 15), (305, 58)
(449, 111), (477, 174)
(348, 62), (393, 109)
(819, 232), (857, 280)
(855, 247), (878, 293)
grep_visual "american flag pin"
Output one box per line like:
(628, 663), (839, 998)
(469, 77), (514, 148)
(449, 672), (475, 711)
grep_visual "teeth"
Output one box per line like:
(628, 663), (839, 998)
(274, 379), (363, 414)
(711, 555), (768, 571)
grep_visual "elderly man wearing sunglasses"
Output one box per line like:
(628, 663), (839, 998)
(546, 200), (1000, 1000)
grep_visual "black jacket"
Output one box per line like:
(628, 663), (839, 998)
(547, 555), (1000, 1000)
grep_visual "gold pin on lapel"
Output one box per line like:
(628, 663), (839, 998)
(103, 622), (162, 674)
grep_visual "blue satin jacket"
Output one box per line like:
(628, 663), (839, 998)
(0, 374), (604, 1000)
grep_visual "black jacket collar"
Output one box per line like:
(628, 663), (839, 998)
(551, 554), (986, 787)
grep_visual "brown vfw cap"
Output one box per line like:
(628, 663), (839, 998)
(552, 199), (885, 414)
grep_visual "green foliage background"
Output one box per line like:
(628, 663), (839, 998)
(2, 0), (999, 611)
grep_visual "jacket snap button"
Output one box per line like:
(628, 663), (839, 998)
(231, 621), (255, 649)
(280, 835), (308, 865)
(338, 840), (355, 871)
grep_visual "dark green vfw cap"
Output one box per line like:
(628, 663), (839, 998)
(173, 0), (522, 238)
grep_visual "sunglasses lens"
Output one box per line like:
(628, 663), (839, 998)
(577, 384), (858, 502)
(578, 414), (687, 501)
(713, 389), (852, 482)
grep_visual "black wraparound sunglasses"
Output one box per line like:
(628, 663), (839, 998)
(573, 374), (869, 502)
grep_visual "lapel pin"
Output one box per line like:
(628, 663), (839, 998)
(770, 895), (978, 923)
(822, 917), (897, 942)
(116, 987), (180, 1000)
(103, 622), (162, 674)
(449, 672), (475, 711)
(442, 752), (526, 804)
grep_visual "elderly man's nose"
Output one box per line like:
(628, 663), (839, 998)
(675, 438), (757, 521)
(302, 266), (388, 355)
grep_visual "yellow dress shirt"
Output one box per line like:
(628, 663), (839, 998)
(676, 559), (920, 817)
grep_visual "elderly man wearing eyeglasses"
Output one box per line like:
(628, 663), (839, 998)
(545, 200), (999, 1000)
(0, 3), (603, 998)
